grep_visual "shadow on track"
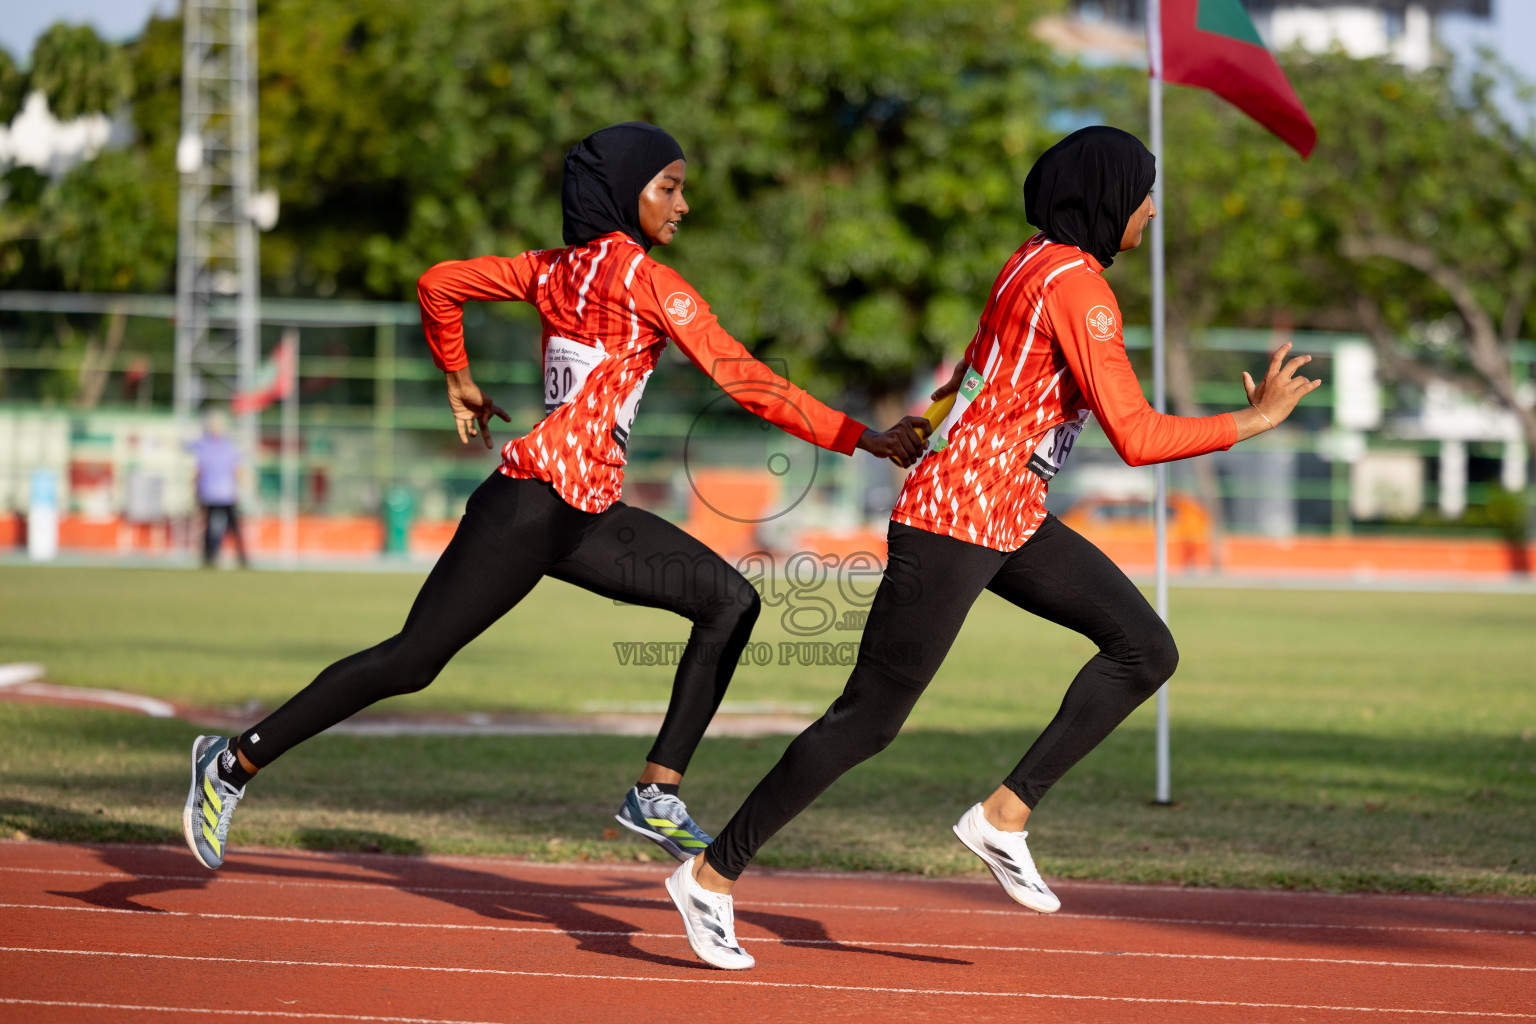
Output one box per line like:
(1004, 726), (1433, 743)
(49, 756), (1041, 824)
(44, 833), (969, 968)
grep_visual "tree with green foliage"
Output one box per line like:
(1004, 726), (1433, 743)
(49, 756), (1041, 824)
(0, 23), (165, 405)
(27, 21), (133, 121)
(0, 47), (24, 124)
(1324, 58), (1536, 477)
(115, 0), (1067, 407)
(2, 21), (161, 291)
(1095, 50), (1536, 533)
(13, 4), (1534, 438)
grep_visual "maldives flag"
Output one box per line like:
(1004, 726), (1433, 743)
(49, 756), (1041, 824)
(1160, 0), (1316, 158)
(231, 330), (297, 414)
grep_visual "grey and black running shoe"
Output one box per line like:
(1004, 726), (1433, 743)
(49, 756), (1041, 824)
(615, 784), (711, 862)
(182, 735), (245, 870)
(952, 802), (1061, 913)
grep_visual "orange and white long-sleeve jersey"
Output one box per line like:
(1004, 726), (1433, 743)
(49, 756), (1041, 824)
(892, 234), (1237, 552)
(419, 231), (868, 513)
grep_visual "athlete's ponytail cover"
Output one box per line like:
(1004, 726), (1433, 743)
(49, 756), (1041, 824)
(1023, 126), (1155, 270)
(562, 122), (685, 252)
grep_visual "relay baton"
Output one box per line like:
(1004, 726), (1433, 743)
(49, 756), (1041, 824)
(889, 392), (957, 466)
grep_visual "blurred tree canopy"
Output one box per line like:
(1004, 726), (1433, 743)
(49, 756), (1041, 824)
(0, 48), (24, 124)
(2, 6), (1534, 411)
(0, 22), (164, 291)
(28, 22), (134, 121)
(1096, 51), (1536, 463)
(125, 0), (1072, 400)
(1105, 52), (1535, 341)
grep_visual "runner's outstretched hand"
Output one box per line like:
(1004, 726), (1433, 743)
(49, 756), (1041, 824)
(445, 368), (511, 448)
(1235, 342), (1322, 441)
(857, 417), (931, 468)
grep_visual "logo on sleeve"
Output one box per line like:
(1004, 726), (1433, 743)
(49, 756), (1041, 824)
(663, 292), (698, 327)
(1085, 305), (1117, 342)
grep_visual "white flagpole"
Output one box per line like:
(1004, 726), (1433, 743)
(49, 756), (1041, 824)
(1148, 0), (1173, 805)
(280, 328), (299, 564)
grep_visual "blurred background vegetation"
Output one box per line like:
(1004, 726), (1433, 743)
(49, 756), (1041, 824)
(1, 1), (1533, 542)
(3, 0), (1531, 405)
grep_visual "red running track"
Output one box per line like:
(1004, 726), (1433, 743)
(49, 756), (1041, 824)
(0, 841), (1532, 1023)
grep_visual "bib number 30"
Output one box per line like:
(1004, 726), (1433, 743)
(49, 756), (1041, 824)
(544, 337), (605, 416)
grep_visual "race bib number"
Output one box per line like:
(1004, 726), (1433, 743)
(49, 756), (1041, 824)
(1025, 409), (1090, 482)
(544, 336), (605, 416)
(610, 368), (653, 452)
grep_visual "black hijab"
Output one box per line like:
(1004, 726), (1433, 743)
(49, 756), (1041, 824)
(1022, 126), (1155, 270)
(561, 122), (685, 252)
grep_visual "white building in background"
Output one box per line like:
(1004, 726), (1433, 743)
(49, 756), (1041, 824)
(1052, 1), (1492, 69)
(1263, 5), (1433, 69)
(1330, 342), (1530, 522)
(1249, 1), (1488, 71)
(0, 91), (132, 177)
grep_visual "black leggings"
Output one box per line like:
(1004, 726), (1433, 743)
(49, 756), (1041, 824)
(705, 514), (1177, 880)
(238, 474), (761, 772)
(202, 504), (247, 566)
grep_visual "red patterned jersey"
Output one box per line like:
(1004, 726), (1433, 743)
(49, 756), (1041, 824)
(892, 235), (1237, 551)
(418, 231), (867, 512)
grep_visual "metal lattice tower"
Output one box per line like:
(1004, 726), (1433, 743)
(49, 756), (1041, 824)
(173, 0), (259, 457)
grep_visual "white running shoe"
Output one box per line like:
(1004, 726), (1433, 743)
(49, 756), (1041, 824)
(665, 858), (755, 970)
(952, 802), (1061, 913)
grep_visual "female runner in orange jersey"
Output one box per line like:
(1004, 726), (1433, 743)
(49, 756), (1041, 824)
(181, 122), (927, 873)
(666, 126), (1321, 970)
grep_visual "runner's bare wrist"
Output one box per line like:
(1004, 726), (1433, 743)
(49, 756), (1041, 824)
(1234, 406), (1274, 442)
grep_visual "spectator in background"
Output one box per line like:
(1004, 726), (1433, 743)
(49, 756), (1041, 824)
(187, 408), (249, 569)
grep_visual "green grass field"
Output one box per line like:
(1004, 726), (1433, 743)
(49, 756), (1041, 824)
(1, 564), (1533, 895)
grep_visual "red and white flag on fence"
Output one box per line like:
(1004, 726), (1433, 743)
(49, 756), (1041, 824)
(231, 329), (297, 414)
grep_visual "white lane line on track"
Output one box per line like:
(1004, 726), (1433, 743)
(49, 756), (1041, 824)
(1062, 911), (1536, 940)
(0, 949), (1532, 1019)
(1, 909), (1531, 974)
(756, 869), (1536, 908)
(0, 1000), (499, 1024)
(3, 865), (1532, 939)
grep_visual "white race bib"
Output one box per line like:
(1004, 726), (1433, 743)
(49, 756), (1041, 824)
(1025, 409), (1090, 482)
(610, 368), (652, 452)
(543, 336), (605, 416)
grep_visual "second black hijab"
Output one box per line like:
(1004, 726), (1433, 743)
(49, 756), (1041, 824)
(561, 122), (685, 253)
(1022, 126), (1155, 270)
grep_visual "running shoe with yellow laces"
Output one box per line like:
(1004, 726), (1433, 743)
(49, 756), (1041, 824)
(615, 783), (712, 861)
(182, 735), (245, 870)
(952, 802), (1061, 913)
